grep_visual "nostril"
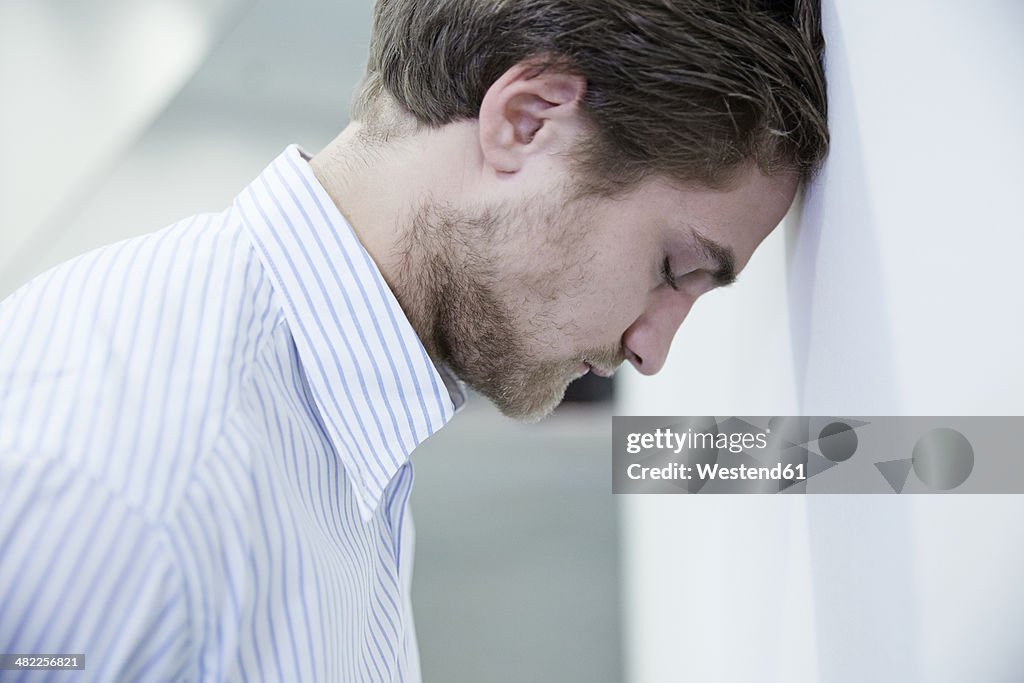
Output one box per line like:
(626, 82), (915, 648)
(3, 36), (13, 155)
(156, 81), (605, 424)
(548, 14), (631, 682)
(625, 348), (642, 367)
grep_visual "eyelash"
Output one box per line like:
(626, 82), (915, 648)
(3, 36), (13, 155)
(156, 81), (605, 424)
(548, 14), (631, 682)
(661, 256), (680, 291)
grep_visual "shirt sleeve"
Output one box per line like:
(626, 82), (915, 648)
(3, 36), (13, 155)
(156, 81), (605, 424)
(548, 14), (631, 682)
(0, 453), (196, 682)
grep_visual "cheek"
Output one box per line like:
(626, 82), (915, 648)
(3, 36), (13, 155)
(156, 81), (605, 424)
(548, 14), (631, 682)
(589, 248), (652, 324)
(508, 216), (649, 346)
(553, 268), (642, 345)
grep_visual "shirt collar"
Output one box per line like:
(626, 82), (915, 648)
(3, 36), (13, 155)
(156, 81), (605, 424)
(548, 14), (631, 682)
(235, 145), (464, 520)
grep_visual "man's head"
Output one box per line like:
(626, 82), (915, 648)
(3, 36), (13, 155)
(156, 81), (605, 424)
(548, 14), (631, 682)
(355, 0), (828, 192)
(324, 0), (827, 421)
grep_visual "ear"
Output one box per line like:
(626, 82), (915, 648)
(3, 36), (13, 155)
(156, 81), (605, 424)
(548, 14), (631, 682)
(477, 58), (587, 175)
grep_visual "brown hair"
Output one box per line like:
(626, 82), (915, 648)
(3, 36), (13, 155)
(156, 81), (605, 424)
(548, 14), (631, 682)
(354, 0), (828, 193)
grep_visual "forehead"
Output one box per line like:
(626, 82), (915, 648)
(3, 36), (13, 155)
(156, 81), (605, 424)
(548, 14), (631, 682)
(612, 166), (799, 269)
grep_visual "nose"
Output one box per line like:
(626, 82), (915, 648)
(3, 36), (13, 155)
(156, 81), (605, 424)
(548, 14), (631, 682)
(621, 289), (694, 375)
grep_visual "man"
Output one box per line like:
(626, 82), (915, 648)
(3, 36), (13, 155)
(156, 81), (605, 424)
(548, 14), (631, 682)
(0, 0), (827, 680)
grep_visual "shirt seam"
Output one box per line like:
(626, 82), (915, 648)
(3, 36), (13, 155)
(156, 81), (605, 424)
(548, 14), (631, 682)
(157, 316), (295, 680)
(15, 454), (197, 679)
(160, 314), (286, 521)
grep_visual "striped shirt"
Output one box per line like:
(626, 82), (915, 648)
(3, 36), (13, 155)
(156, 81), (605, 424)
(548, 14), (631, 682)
(0, 145), (463, 682)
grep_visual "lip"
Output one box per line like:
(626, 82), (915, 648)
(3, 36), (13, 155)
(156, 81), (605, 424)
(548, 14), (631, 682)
(584, 362), (613, 378)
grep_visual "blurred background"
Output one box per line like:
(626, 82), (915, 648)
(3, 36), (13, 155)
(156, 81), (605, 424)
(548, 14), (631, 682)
(2, 1), (1022, 682)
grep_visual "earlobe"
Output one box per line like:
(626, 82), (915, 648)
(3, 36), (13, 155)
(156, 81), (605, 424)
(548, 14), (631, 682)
(478, 59), (586, 174)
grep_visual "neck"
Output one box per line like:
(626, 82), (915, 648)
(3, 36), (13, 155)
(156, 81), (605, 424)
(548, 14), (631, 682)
(308, 121), (477, 363)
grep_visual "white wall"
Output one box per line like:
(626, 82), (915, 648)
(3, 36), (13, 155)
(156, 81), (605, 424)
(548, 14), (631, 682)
(620, 1), (1024, 681)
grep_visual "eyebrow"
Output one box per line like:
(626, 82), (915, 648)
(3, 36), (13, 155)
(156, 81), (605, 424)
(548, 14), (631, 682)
(692, 229), (737, 287)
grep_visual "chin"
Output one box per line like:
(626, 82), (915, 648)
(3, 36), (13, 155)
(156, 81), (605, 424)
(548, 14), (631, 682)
(496, 404), (558, 424)
(486, 380), (570, 423)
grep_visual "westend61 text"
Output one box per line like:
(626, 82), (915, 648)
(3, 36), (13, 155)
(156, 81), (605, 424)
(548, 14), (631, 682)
(626, 462), (806, 482)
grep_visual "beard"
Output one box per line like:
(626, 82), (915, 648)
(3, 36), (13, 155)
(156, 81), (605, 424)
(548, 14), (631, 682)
(391, 192), (622, 422)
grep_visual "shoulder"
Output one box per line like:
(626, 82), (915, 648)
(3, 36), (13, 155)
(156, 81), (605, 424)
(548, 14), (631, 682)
(0, 209), (284, 518)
